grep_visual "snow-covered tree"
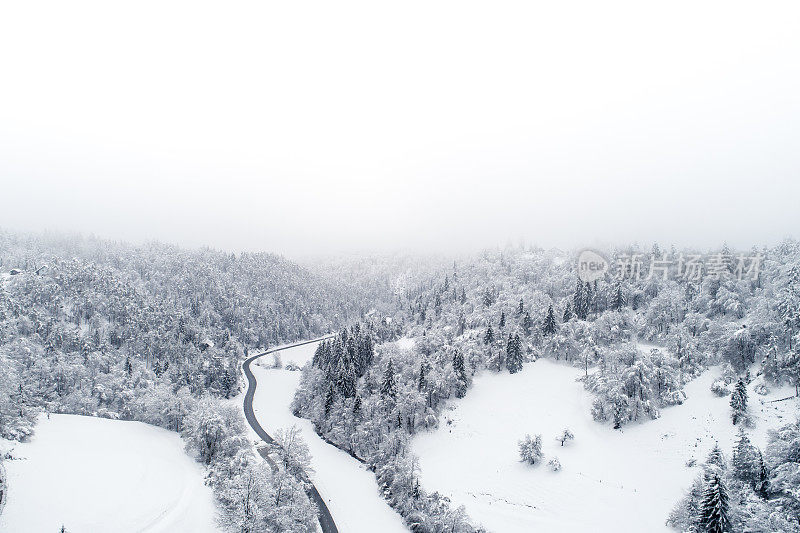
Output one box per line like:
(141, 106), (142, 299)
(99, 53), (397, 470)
(519, 434), (544, 465)
(558, 428), (574, 446)
(730, 378), (748, 425)
(699, 472), (730, 533)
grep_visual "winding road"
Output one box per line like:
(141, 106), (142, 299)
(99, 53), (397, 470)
(242, 336), (338, 533)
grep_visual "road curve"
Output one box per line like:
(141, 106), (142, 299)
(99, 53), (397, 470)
(242, 336), (338, 533)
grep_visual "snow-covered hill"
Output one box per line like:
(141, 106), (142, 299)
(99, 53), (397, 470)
(0, 414), (221, 533)
(411, 358), (797, 533)
(250, 341), (407, 533)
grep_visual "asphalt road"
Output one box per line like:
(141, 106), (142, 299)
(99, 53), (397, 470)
(242, 336), (338, 533)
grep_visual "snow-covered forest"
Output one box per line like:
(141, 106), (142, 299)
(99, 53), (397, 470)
(0, 230), (368, 531)
(2, 230), (800, 532)
(293, 242), (800, 532)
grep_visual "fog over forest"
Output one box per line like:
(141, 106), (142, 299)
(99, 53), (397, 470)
(2, 1), (799, 255)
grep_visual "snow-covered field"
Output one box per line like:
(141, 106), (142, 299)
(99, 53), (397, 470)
(0, 414), (221, 533)
(250, 341), (407, 533)
(412, 357), (798, 533)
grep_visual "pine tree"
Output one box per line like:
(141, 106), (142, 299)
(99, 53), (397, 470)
(611, 283), (625, 311)
(381, 359), (397, 399)
(460, 287), (467, 304)
(418, 360), (430, 391)
(517, 298), (524, 316)
(324, 382), (336, 417)
(584, 281), (594, 316)
(574, 279), (587, 320)
(507, 334), (523, 374)
(453, 350), (468, 398)
(706, 443), (726, 469)
(730, 378), (748, 425)
(336, 357), (356, 398)
(499, 311), (506, 329)
(484, 325), (494, 345)
(698, 473), (730, 533)
(543, 305), (557, 336)
(732, 427), (758, 486)
(755, 450), (769, 496)
(563, 302), (573, 322)
(522, 311), (533, 335)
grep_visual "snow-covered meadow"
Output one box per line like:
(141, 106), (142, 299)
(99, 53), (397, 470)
(411, 357), (797, 533)
(250, 341), (407, 533)
(0, 414), (220, 533)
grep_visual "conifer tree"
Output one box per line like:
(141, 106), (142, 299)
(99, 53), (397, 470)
(698, 473), (730, 533)
(324, 382), (336, 417)
(517, 298), (524, 316)
(484, 325), (494, 345)
(563, 302), (573, 322)
(574, 279), (587, 320)
(706, 443), (726, 469)
(381, 359), (397, 399)
(732, 427), (758, 486)
(730, 378), (748, 425)
(611, 283), (625, 311)
(522, 311), (533, 335)
(453, 350), (468, 398)
(417, 360), (430, 391)
(543, 305), (557, 336)
(499, 311), (506, 329)
(755, 450), (769, 496)
(507, 334), (523, 374)
(584, 281), (594, 316)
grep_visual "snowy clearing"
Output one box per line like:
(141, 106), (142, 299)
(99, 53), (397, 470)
(0, 414), (221, 533)
(411, 358), (798, 533)
(250, 341), (407, 533)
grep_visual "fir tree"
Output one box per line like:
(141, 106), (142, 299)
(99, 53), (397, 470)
(732, 427), (758, 486)
(507, 334), (523, 374)
(584, 281), (594, 316)
(698, 473), (730, 533)
(517, 298), (524, 316)
(324, 382), (336, 417)
(611, 283), (625, 311)
(453, 350), (468, 398)
(484, 325), (495, 345)
(543, 305), (557, 336)
(755, 450), (769, 496)
(730, 378), (748, 425)
(381, 359), (397, 399)
(499, 311), (506, 329)
(574, 279), (587, 320)
(706, 443), (726, 469)
(563, 302), (573, 322)
(417, 360), (430, 391)
(522, 311), (533, 335)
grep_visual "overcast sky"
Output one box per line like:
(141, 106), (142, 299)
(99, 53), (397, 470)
(1, 1), (799, 257)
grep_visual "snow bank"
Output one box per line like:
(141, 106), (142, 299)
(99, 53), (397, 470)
(411, 359), (797, 533)
(0, 414), (221, 533)
(250, 341), (406, 533)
